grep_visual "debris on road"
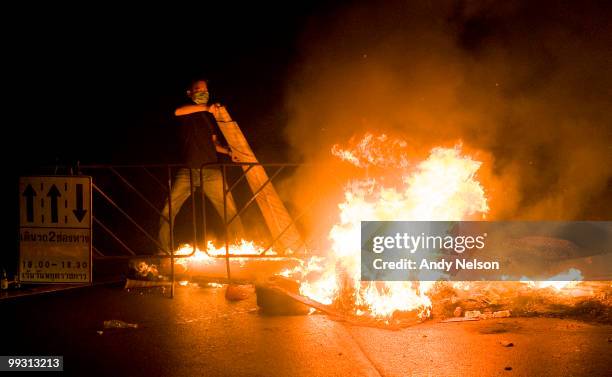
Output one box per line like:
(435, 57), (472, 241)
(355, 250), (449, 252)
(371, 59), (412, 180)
(460, 309), (512, 320)
(504, 366), (513, 371)
(465, 310), (482, 318)
(441, 317), (480, 323)
(124, 279), (172, 289)
(453, 306), (462, 317)
(494, 310), (512, 318)
(500, 340), (514, 347)
(225, 284), (253, 301)
(103, 320), (139, 329)
(255, 276), (310, 315)
(442, 308), (513, 322)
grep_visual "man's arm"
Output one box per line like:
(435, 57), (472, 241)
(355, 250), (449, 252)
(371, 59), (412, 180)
(175, 103), (222, 117)
(174, 104), (208, 116)
(212, 135), (231, 155)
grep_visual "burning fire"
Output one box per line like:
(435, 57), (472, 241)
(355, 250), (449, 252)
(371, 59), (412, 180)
(331, 133), (410, 169)
(520, 268), (583, 291)
(296, 135), (489, 319)
(174, 240), (277, 267)
(172, 133), (594, 321)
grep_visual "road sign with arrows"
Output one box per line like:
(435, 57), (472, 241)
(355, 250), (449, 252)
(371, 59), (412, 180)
(20, 177), (91, 228)
(19, 176), (92, 283)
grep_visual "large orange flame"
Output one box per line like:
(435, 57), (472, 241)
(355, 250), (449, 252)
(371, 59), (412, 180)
(296, 135), (489, 318)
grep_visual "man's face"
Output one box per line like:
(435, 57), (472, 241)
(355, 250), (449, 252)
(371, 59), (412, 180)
(189, 81), (210, 104)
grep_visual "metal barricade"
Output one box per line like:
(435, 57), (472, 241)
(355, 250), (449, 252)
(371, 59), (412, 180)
(79, 163), (198, 298)
(199, 162), (311, 282)
(77, 161), (312, 296)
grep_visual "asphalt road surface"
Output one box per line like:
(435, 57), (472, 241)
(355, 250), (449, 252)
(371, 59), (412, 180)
(2, 283), (611, 376)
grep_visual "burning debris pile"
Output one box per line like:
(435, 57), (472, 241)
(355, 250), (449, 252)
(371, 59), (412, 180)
(280, 134), (611, 326)
(430, 279), (612, 324)
(133, 134), (610, 327)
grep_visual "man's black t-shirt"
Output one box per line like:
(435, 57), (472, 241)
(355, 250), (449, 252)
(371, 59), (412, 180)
(176, 111), (224, 168)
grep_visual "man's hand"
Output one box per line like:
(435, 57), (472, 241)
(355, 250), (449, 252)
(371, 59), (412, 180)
(207, 103), (223, 118)
(220, 147), (240, 162)
(215, 144), (232, 156)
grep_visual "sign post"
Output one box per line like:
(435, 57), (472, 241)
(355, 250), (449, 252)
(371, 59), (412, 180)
(18, 176), (92, 284)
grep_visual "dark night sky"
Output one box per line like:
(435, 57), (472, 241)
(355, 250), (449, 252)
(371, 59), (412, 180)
(9, 1), (610, 173)
(8, 2), (341, 171)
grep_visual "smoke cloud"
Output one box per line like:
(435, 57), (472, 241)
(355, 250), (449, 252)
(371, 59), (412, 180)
(282, 0), (611, 240)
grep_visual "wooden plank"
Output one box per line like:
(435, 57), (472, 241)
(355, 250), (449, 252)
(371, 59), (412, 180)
(213, 106), (305, 253)
(264, 282), (421, 330)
